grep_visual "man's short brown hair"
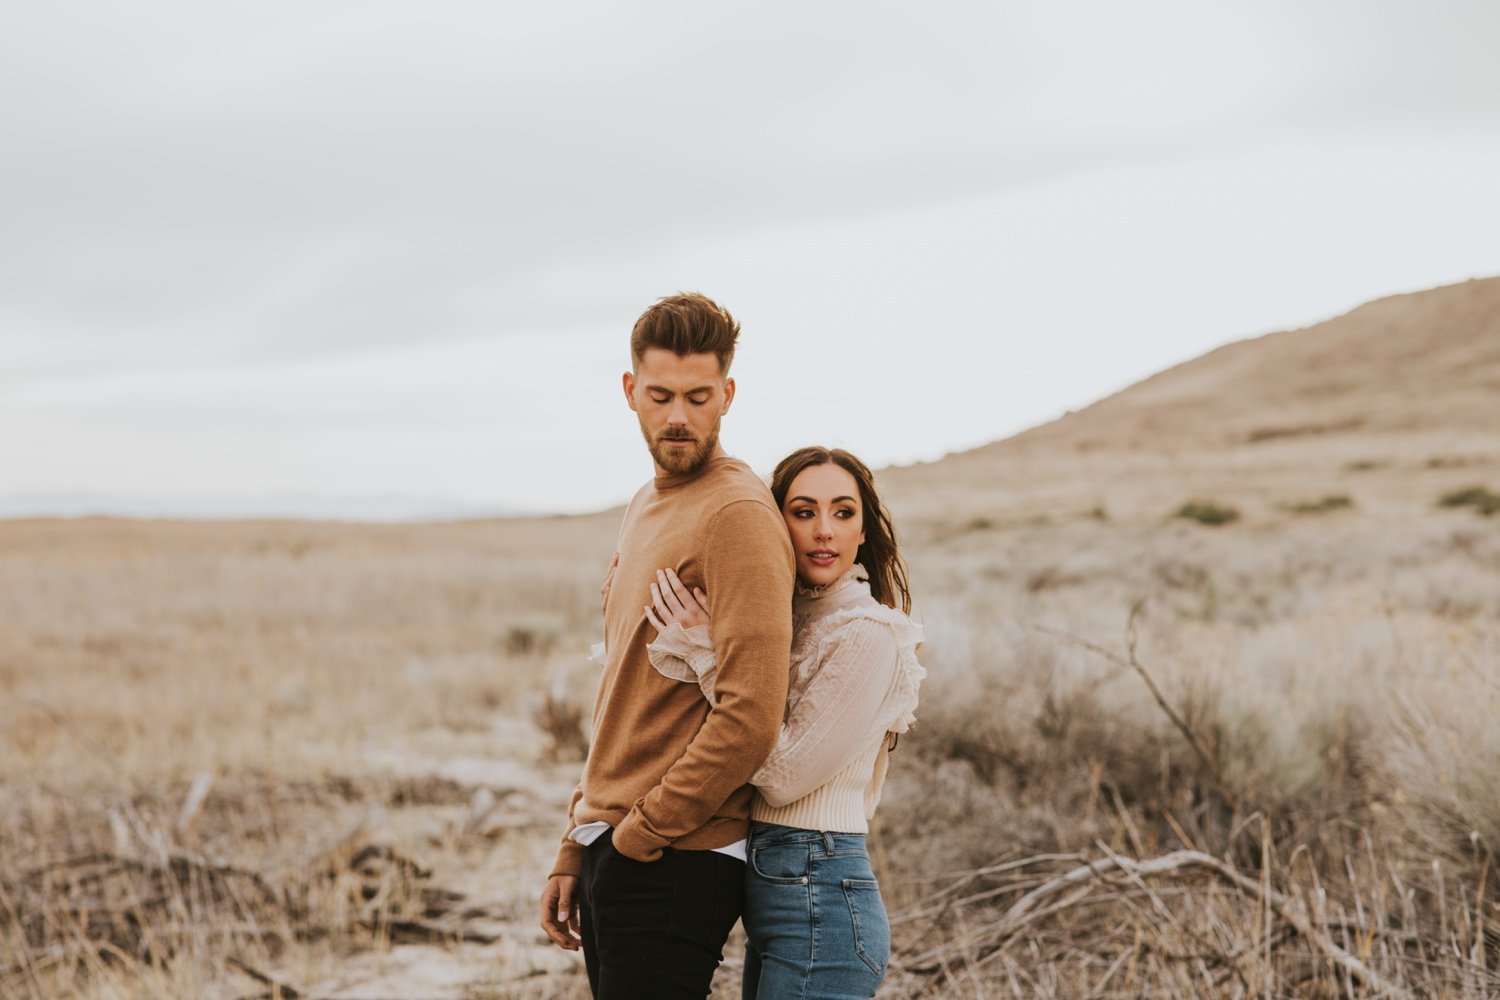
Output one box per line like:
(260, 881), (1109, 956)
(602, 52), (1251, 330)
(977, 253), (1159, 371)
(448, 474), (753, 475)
(630, 293), (739, 373)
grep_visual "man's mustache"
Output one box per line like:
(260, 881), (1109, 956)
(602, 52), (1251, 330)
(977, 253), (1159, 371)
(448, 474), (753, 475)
(659, 431), (696, 442)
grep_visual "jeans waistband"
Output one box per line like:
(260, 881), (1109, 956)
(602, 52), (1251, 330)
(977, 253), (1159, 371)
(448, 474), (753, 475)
(749, 822), (867, 852)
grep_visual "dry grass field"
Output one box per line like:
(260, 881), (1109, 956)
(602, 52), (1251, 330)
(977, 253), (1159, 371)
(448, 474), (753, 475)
(3, 277), (1499, 998)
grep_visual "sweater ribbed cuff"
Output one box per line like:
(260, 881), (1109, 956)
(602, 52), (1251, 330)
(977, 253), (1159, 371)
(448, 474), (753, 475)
(613, 808), (670, 862)
(550, 839), (584, 879)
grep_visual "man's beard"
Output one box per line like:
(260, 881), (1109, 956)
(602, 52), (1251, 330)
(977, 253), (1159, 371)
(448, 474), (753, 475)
(644, 423), (719, 475)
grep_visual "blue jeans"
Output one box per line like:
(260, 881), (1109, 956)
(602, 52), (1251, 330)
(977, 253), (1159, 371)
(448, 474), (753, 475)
(742, 822), (890, 999)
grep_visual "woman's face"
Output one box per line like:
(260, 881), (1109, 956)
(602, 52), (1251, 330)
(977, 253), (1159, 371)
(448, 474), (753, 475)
(781, 463), (865, 590)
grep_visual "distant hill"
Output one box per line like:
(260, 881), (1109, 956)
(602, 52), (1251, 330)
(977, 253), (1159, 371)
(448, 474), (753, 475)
(20, 279), (1491, 534)
(1007, 275), (1500, 452)
(0, 491), (524, 523)
(883, 276), (1500, 523)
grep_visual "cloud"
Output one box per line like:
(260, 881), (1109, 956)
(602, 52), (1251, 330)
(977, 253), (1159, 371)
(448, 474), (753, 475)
(8, 124), (1500, 515)
(11, 1), (1498, 377)
(4, 1), (1500, 515)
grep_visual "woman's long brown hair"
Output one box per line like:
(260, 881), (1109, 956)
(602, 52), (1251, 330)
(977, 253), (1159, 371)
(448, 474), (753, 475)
(770, 446), (912, 614)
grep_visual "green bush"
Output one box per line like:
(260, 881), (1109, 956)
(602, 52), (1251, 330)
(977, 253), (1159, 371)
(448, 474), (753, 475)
(1175, 501), (1240, 526)
(1437, 485), (1500, 516)
(502, 622), (557, 656)
(1286, 495), (1354, 514)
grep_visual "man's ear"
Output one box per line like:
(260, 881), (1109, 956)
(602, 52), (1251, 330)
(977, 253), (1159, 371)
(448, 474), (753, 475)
(721, 377), (736, 414)
(623, 371), (638, 413)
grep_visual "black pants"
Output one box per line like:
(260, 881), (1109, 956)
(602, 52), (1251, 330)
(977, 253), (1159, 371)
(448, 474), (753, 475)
(579, 829), (744, 999)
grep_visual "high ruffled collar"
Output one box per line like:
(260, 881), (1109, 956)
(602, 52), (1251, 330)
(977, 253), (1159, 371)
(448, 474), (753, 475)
(795, 563), (869, 600)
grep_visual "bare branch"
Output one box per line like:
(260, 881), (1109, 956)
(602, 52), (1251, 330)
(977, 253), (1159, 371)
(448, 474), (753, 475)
(1033, 600), (1233, 808)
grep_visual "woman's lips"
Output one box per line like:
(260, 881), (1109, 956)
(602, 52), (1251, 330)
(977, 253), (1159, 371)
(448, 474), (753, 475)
(806, 551), (838, 566)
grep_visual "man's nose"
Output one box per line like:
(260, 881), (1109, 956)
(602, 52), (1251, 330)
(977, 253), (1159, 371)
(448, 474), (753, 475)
(666, 399), (689, 426)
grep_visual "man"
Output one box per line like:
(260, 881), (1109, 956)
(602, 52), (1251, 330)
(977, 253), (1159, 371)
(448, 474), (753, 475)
(539, 293), (795, 998)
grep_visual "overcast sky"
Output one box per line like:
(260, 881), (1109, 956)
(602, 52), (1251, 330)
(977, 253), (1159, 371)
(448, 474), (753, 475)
(5, 1), (1500, 518)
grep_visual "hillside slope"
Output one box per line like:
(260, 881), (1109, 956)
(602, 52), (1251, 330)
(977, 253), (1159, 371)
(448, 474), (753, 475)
(1011, 275), (1500, 452)
(884, 276), (1500, 523)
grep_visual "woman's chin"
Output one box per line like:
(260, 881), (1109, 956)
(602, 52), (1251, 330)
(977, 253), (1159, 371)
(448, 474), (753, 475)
(797, 564), (846, 590)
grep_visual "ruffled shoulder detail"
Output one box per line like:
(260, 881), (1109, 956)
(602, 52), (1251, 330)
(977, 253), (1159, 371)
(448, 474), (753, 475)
(793, 601), (923, 669)
(808, 605), (926, 734)
(884, 639), (926, 734)
(814, 602), (925, 650)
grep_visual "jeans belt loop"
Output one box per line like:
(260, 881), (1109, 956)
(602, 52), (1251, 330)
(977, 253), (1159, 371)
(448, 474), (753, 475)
(822, 831), (836, 854)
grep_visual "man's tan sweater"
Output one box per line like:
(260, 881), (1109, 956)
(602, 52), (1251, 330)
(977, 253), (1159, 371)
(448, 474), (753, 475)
(551, 455), (794, 876)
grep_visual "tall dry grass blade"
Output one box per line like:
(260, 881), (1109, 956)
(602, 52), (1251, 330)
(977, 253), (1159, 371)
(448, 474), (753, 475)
(176, 772), (214, 837)
(1473, 851), (1490, 977)
(1084, 944), (1133, 999)
(1260, 815), (1272, 1000)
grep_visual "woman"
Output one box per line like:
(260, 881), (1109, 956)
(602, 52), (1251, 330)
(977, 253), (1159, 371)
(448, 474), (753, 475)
(644, 446), (924, 999)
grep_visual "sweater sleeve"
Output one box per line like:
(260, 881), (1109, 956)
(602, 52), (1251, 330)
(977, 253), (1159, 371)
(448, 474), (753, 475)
(611, 499), (794, 860)
(752, 617), (903, 808)
(549, 783), (586, 878)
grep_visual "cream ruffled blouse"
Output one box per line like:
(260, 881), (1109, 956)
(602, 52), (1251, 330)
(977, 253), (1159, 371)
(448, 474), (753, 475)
(643, 564), (925, 833)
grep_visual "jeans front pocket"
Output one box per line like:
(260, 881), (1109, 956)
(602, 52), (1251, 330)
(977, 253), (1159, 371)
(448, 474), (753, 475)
(842, 878), (889, 976)
(750, 841), (811, 885)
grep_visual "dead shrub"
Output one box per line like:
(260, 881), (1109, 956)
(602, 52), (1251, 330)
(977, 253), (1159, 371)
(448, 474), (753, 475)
(528, 685), (589, 762)
(502, 623), (559, 657)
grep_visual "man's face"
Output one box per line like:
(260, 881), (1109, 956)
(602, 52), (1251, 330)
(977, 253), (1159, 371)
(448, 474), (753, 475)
(623, 348), (735, 476)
